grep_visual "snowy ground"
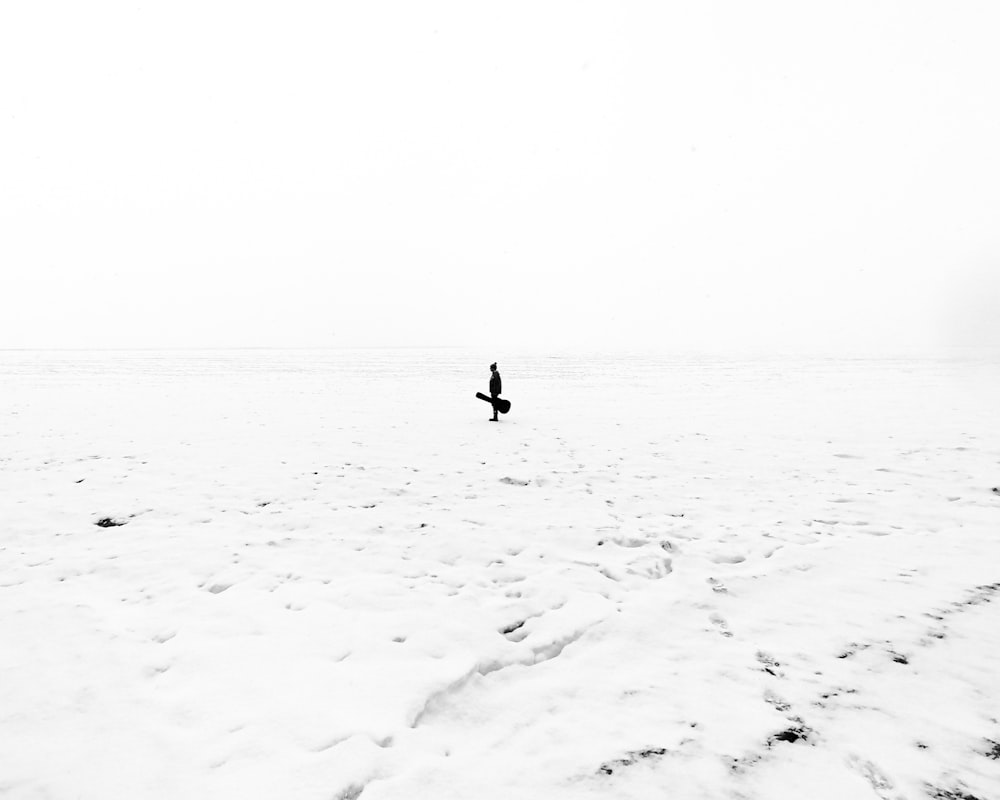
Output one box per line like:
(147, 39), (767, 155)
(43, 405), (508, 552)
(1, 349), (998, 800)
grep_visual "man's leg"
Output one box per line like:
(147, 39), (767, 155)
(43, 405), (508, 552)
(490, 393), (499, 421)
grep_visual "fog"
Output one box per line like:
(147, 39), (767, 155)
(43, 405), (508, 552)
(3, 2), (998, 354)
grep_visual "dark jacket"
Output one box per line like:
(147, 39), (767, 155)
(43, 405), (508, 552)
(490, 370), (502, 396)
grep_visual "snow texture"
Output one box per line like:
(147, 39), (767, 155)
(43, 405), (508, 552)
(1, 349), (998, 800)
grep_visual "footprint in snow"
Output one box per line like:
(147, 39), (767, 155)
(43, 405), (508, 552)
(630, 554), (672, 580)
(763, 690), (790, 712)
(609, 535), (646, 548)
(709, 552), (746, 564)
(501, 619), (529, 642)
(756, 651), (783, 677)
(709, 613), (733, 637)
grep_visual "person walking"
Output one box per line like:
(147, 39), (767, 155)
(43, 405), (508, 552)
(489, 362), (502, 422)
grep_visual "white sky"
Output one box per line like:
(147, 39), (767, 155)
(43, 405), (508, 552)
(3, 1), (999, 353)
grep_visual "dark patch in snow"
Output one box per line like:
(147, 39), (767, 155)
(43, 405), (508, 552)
(95, 517), (126, 528)
(499, 476), (530, 486)
(891, 652), (909, 665)
(981, 738), (1000, 760)
(598, 747), (668, 775)
(727, 751), (763, 774)
(756, 651), (782, 676)
(909, 583), (1000, 648)
(768, 726), (810, 745)
(819, 687), (857, 701)
(927, 787), (986, 800)
(968, 582), (1000, 603)
(836, 642), (870, 659)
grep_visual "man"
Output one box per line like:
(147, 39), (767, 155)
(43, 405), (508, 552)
(489, 362), (501, 421)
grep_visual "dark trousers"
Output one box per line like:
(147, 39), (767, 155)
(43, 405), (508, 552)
(490, 393), (499, 419)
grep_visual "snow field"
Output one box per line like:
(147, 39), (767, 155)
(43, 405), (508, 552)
(1, 350), (998, 799)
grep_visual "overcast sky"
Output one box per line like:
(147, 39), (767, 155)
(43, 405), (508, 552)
(3, 1), (999, 353)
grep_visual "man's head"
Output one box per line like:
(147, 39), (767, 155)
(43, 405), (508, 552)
(490, 363), (497, 371)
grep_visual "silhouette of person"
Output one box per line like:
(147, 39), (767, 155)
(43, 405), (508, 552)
(489, 362), (502, 421)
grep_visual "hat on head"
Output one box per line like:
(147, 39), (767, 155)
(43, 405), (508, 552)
(490, 362), (497, 370)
